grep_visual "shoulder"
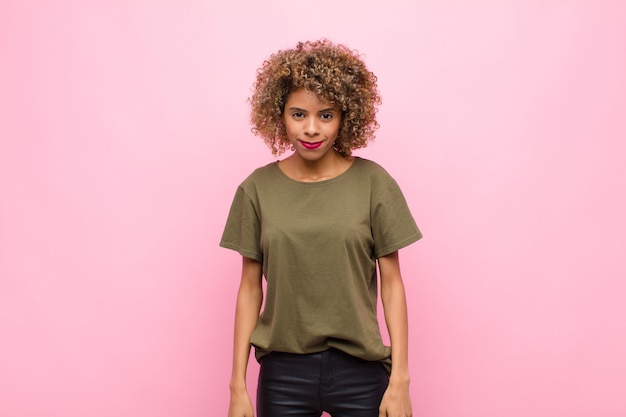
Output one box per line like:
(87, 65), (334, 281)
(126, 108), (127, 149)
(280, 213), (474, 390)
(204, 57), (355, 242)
(352, 157), (396, 183)
(351, 158), (409, 201)
(239, 162), (280, 189)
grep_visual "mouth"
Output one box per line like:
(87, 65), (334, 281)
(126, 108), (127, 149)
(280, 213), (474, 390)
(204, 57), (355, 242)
(300, 140), (323, 150)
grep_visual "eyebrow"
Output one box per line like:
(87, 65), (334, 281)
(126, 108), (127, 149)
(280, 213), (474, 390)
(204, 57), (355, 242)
(287, 106), (338, 113)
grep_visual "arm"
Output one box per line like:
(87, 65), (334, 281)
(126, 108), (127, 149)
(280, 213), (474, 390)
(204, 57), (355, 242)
(228, 256), (263, 417)
(378, 251), (412, 417)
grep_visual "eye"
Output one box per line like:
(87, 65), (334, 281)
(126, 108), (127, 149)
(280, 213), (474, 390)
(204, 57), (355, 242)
(320, 113), (334, 120)
(292, 112), (305, 119)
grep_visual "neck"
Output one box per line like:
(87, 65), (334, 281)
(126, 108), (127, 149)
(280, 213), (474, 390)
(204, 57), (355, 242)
(282, 151), (353, 182)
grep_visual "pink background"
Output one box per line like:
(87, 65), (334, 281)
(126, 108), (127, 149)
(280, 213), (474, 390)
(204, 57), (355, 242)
(1, 1), (625, 416)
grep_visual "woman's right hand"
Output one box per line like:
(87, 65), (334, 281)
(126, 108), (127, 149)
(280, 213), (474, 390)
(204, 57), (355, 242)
(228, 387), (254, 417)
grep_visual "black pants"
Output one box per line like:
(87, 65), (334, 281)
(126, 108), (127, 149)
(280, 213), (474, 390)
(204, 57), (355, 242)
(257, 349), (389, 417)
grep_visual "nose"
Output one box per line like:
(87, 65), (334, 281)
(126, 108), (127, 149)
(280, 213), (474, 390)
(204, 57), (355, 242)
(304, 117), (320, 136)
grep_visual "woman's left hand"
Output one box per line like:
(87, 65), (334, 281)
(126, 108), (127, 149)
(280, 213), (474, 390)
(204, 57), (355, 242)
(378, 380), (412, 417)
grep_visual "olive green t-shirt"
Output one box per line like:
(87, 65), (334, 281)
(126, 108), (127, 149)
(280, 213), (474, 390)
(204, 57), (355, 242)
(220, 157), (422, 371)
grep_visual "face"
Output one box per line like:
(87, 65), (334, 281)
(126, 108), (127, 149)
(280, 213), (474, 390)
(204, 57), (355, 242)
(282, 88), (342, 162)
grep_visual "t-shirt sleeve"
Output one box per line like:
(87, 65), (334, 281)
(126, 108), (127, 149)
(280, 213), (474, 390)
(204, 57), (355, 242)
(371, 175), (422, 258)
(219, 186), (263, 262)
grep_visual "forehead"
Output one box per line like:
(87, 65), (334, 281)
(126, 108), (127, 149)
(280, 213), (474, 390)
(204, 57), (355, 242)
(285, 89), (338, 110)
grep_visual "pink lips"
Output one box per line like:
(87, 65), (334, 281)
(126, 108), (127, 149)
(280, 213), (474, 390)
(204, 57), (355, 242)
(300, 140), (323, 150)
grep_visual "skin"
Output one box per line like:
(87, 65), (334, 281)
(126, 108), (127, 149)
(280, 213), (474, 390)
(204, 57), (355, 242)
(378, 251), (413, 417)
(278, 88), (353, 181)
(227, 89), (413, 417)
(228, 257), (262, 417)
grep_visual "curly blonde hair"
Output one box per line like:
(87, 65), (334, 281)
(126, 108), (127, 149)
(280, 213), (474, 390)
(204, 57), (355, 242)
(250, 39), (381, 157)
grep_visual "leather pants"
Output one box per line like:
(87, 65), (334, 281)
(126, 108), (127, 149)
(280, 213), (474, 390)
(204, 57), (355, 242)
(257, 349), (389, 417)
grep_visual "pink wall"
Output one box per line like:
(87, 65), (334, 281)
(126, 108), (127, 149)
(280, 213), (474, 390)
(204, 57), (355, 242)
(1, 1), (625, 416)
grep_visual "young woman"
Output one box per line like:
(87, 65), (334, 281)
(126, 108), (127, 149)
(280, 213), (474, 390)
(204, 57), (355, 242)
(220, 39), (422, 417)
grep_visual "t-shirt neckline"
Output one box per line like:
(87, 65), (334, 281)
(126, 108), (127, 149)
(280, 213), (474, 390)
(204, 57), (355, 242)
(273, 157), (361, 186)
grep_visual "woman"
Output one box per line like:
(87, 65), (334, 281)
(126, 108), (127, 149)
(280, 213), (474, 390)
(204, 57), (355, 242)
(220, 39), (422, 417)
